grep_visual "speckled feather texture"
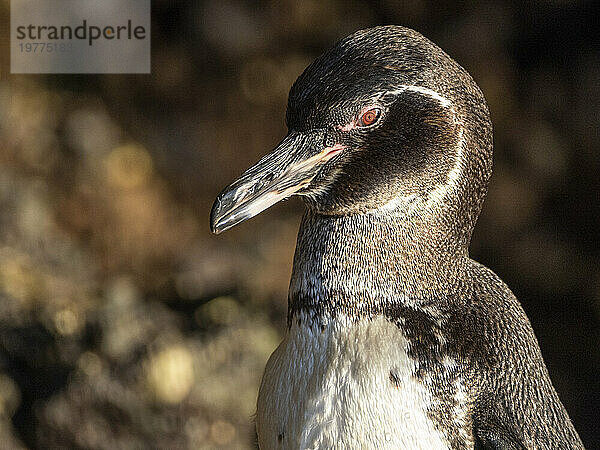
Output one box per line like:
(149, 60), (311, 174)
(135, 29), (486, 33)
(227, 25), (584, 449)
(258, 313), (454, 449)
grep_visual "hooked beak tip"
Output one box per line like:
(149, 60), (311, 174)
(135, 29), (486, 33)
(210, 220), (226, 235)
(209, 196), (229, 234)
(210, 222), (221, 235)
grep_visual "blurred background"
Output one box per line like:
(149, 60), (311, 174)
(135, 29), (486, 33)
(0, 0), (598, 448)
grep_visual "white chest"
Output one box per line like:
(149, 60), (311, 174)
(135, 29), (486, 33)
(256, 314), (454, 450)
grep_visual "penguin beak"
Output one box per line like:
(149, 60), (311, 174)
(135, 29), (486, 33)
(210, 131), (344, 234)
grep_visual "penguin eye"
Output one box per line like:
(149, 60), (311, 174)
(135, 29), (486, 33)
(359, 108), (382, 127)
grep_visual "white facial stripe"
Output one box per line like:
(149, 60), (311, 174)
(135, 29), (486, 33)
(341, 84), (461, 214)
(368, 87), (463, 213)
(426, 126), (465, 208)
(388, 85), (463, 207)
(383, 85), (453, 108)
(446, 127), (465, 185)
(339, 86), (452, 132)
(376, 193), (418, 215)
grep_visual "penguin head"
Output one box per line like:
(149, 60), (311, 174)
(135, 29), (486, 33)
(211, 26), (492, 236)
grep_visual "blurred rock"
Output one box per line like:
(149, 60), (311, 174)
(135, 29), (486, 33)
(146, 344), (195, 404)
(103, 144), (154, 190)
(199, 0), (269, 57)
(0, 373), (21, 417)
(65, 106), (121, 163)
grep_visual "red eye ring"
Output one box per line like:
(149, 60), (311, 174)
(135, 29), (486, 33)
(359, 108), (381, 127)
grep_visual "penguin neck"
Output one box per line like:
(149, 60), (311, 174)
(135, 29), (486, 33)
(288, 207), (469, 324)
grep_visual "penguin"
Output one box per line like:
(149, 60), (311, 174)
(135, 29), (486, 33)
(210, 25), (584, 449)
